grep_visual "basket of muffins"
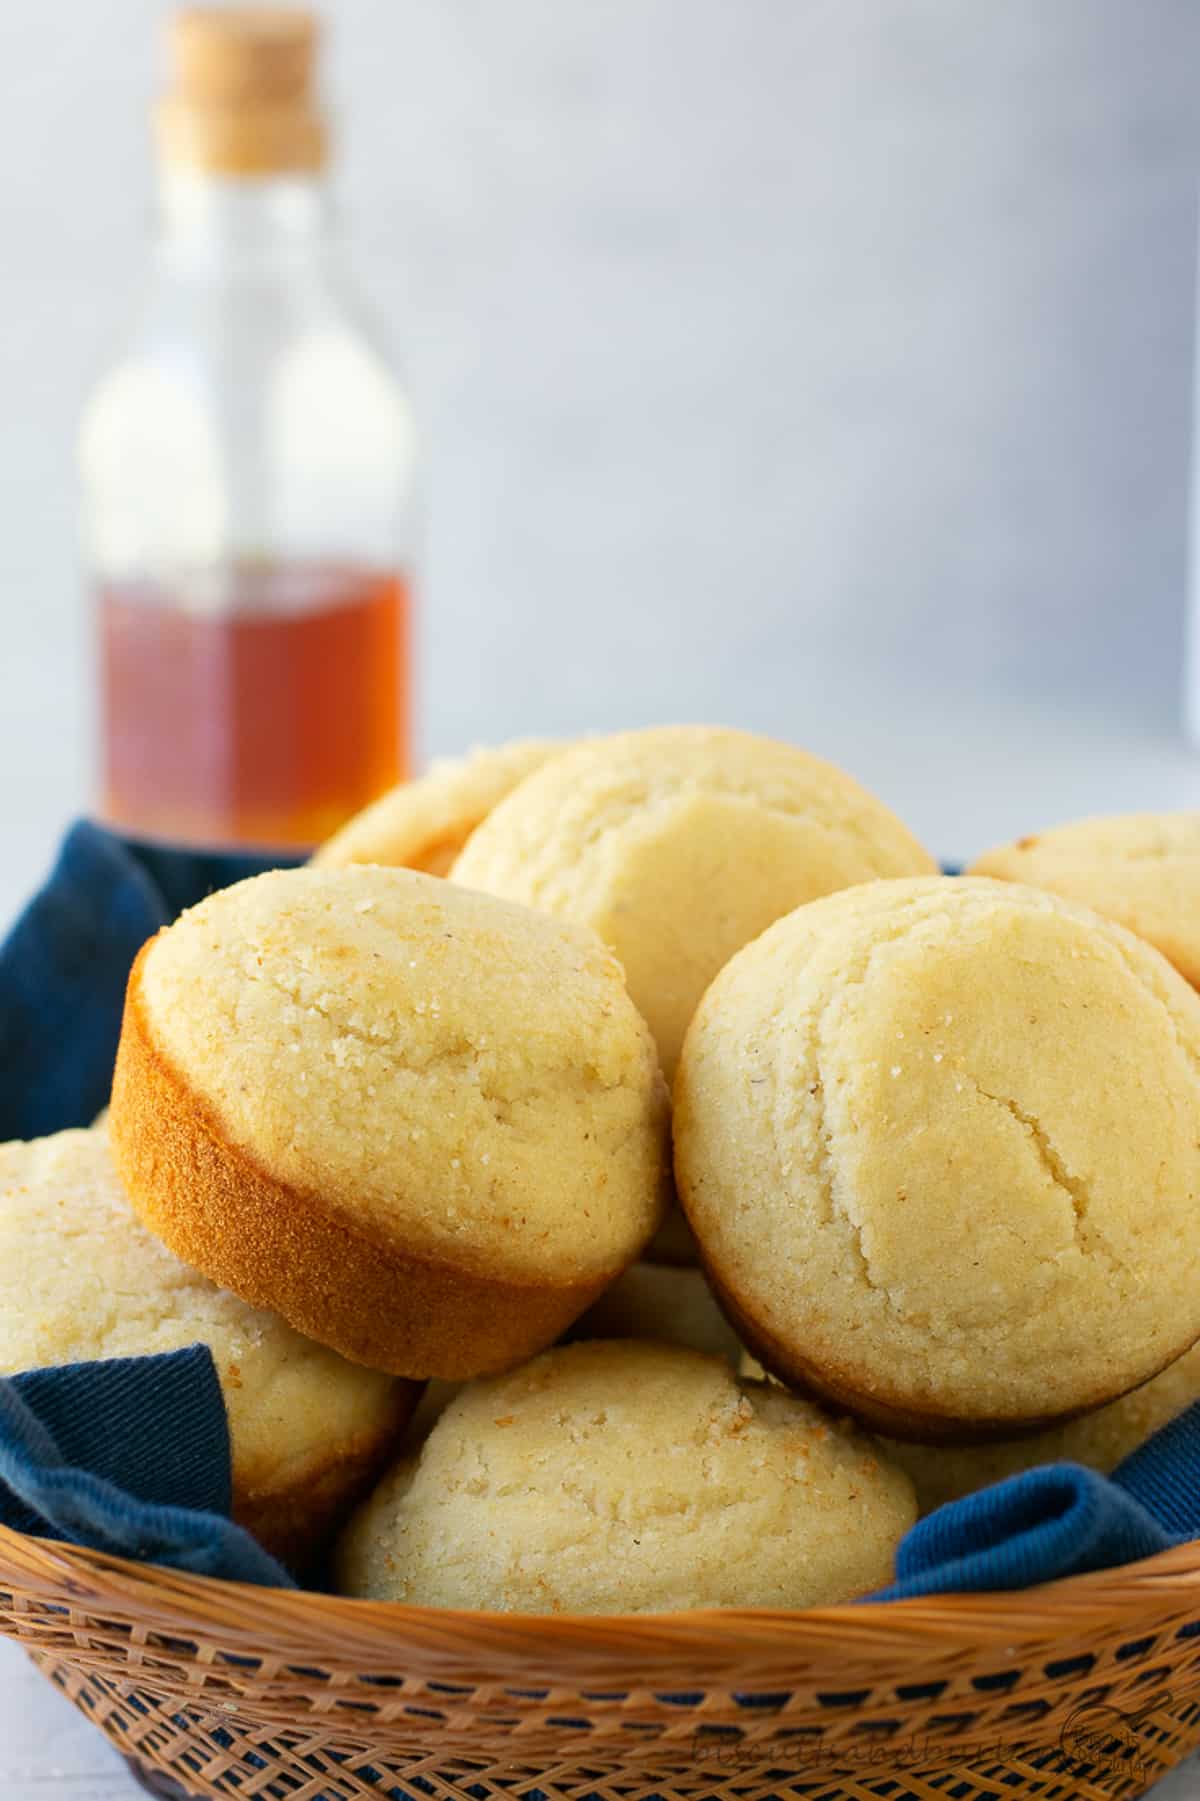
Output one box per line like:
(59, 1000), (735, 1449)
(3, 726), (1200, 1801)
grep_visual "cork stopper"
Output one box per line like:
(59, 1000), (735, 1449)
(156, 8), (327, 177)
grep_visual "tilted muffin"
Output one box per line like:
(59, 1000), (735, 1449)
(0, 1128), (416, 1565)
(336, 1341), (916, 1612)
(314, 739), (563, 875)
(452, 725), (935, 1077)
(970, 813), (1200, 988)
(885, 1343), (1200, 1514)
(110, 866), (669, 1379)
(571, 1262), (743, 1364)
(676, 876), (1200, 1441)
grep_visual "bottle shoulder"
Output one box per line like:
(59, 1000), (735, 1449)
(81, 287), (413, 469)
(80, 269), (418, 569)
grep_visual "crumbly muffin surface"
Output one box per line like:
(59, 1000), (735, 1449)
(453, 725), (935, 1075)
(337, 1340), (916, 1612)
(971, 811), (1200, 987)
(135, 864), (668, 1282)
(314, 739), (562, 875)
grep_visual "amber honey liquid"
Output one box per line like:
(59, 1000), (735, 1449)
(99, 562), (409, 850)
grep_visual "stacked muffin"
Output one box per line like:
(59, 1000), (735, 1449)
(0, 1128), (418, 1567)
(14, 727), (1200, 1610)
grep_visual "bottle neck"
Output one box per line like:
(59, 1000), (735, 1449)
(156, 165), (332, 271)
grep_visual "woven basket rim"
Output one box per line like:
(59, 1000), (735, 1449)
(3, 1525), (1200, 1681)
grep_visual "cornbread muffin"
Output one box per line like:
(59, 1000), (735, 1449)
(336, 1341), (916, 1612)
(314, 739), (561, 875)
(110, 866), (669, 1379)
(885, 1343), (1200, 1514)
(571, 1262), (742, 1363)
(676, 876), (1200, 1440)
(452, 725), (936, 1077)
(970, 813), (1200, 988)
(0, 1128), (415, 1565)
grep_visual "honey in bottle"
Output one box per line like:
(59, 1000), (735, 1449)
(80, 9), (417, 851)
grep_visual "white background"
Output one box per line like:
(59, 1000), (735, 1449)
(2, 2), (1200, 1792)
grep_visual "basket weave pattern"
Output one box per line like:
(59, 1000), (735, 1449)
(2, 1529), (1200, 1799)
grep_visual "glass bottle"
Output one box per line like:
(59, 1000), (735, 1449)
(80, 7), (416, 851)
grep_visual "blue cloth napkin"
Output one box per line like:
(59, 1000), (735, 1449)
(0, 817), (1198, 1599)
(877, 1448), (1184, 1600)
(0, 820), (295, 1140)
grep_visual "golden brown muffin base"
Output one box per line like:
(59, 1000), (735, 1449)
(111, 946), (623, 1380)
(701, 1259), (1191, 1445)
(236, 1382), (420, 1571)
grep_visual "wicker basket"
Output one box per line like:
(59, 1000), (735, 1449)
(1, 1528), (1199, 1801)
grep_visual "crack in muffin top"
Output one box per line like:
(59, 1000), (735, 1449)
(675, 876), (1200, 1424)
